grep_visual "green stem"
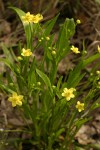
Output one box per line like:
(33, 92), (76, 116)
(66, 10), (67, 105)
(50, 62), (57, 84)
(0, 129), (32, 133)
(47, 136), (53, 150)
(60, 111), (77, 150)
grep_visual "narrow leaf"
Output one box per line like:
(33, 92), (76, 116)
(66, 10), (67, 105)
(36, 69), (53, 93)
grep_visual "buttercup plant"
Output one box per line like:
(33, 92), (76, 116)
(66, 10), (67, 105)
(0, 7), (100, 150)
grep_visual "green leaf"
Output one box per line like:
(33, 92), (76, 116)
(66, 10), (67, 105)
(43, 14), (59, 35)
(67, 53), (100, 87)
(9, 7), (33, 49)
(36, 69), (53, 93)
(0, 58), (12, 70)
(56, 18), (75, 63)
(67, 62), (84, 87)
(57, 76), (63, 90)
(75, 118), (89, 129)
(0, 58), (20, 76)
(0, 83), (13, 93)
(83, 53), (100, 67)
(55, 128), (65, 139)
(9, 7), (25, 24)
(2, 44), (14, 64)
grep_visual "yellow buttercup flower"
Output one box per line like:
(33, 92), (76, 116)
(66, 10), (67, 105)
(22, 12), (43, 24)
(62, 88), (76, 101)
(32, 14), (43, 23)
(21, 48), (32, 57)
(97, 45), (100, 53)
(8, 92), (23, 107)
(71, 45), (80, 54)
(22, 12), (33, 23)
(76, 101), (84, 112)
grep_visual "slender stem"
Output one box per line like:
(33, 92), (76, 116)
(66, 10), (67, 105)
(60, 111), (77, 150)
(0, 129), (32, 133)
(50, 62), (57, 84)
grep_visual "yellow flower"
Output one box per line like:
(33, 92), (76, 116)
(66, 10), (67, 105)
(97, 45), (100, 53)
(76, 19), (81, 24)
(71, 45), (80, 54)
(21, 48), (32, 57)
(8, 92), (23, 107)
(32, 14), (43, 23)
(76, 101), (84, 112)
(22, 12), (33, 23)
(22, 12), (43, 24)
(62, 88), (76, 101)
